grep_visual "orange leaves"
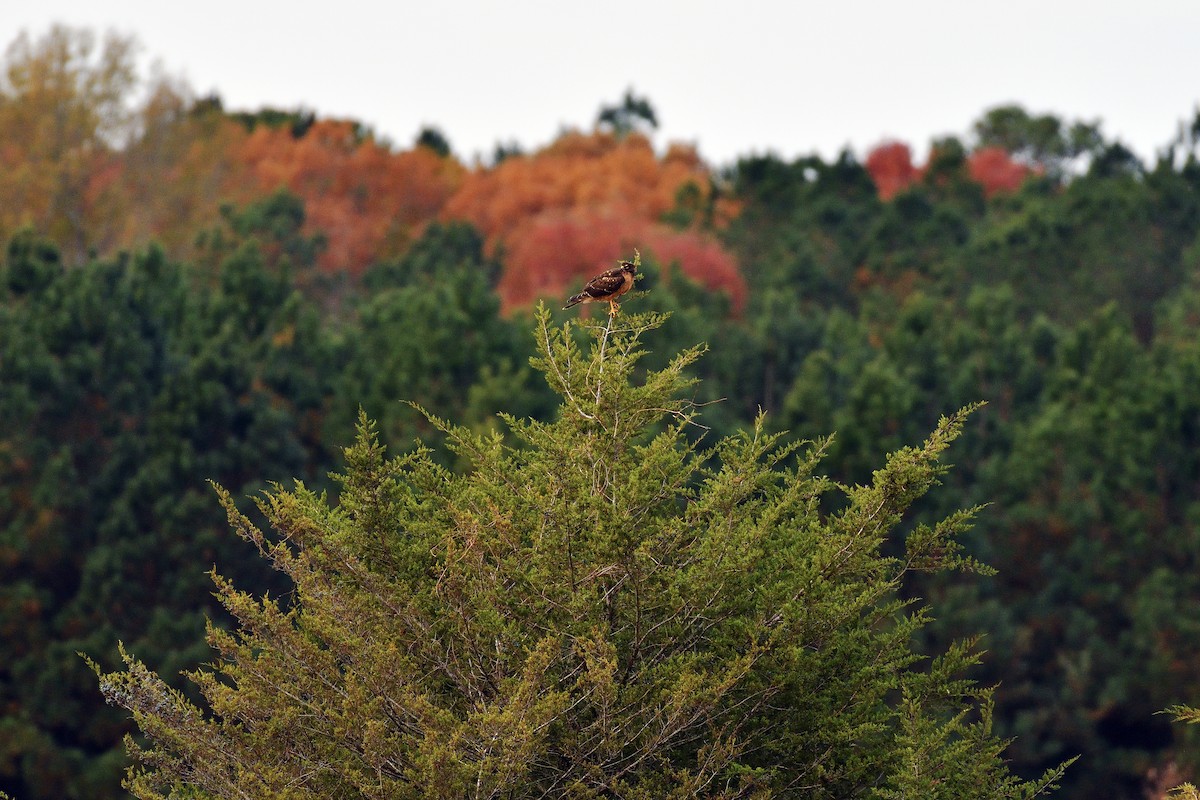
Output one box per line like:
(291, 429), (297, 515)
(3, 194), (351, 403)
(442, 130), (744, 312)
(233, 119), (465, 273)
(120, 110), (465, 273)
(116, 100), (251, 256)
(2, 26), (745, 307)
(444, 131), (675, 235)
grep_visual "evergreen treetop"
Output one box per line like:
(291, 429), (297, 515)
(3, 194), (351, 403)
(93, 299), (1067, 798)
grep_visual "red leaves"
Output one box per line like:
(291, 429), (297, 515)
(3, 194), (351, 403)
(498, 211), (745, 314)
(500, 211), (627, 309)
(641, 227), (745, 312)
(866, 140), (1035, 200)
(865, 141), (919, 201)
(966, 146), (1035, 197)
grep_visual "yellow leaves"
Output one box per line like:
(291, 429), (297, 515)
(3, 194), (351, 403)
(0, 26), (139, 260)
(270, 323), (296, 348)
(2, 25), (137, 145)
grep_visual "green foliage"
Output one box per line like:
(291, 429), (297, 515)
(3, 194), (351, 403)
(596, 88), (659, 137)
(973, 105), (1104, 176)
(94, 309), (1063, 798)
(415, 126), (453, 157)
(1162, 708), (1200, 798)
(718, 120), (1200, 798)
(0, 214), (553, 799)
(0, 229), (334, 799)
(333, 222), (552, 457)
(227, 105), (317, 138)
(194, 188), (331, 302)
(615, 255), (754, 438)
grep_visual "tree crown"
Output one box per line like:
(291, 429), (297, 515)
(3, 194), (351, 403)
(93, 297), (1067, 798)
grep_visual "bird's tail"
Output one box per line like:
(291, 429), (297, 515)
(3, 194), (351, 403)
(562, 293), (586, 310)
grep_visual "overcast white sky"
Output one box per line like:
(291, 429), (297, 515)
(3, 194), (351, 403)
(5, 1), (1199, 167)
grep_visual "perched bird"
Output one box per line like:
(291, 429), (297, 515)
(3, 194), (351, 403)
(563, 260), (638, 316)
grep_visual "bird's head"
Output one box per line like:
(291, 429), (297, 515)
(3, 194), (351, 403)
(619, 260), (637, 274)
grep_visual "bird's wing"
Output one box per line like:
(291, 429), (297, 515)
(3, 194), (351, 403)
(581, 267), (629, 299)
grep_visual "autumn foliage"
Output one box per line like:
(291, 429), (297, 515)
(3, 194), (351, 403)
(0, 27), (137, 262)
(442, 131), (744, 311)
(233, 119), (465, 272)
(865, 140), (1035, 199)
(120, 109), (466, 274)
(1, 26), (749, 313)
(966, 145), (1036, 196)
(864, 141), (920, 201)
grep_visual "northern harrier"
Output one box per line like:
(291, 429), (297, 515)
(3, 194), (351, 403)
(563, 260), (638, 316)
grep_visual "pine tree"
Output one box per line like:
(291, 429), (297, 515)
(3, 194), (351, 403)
(92, 291), (1067, 798)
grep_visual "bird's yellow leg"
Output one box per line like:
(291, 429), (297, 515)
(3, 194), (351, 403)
(608, 300), (619, 317)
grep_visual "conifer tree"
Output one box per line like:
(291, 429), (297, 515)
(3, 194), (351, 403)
(93, 292), (1067, 798)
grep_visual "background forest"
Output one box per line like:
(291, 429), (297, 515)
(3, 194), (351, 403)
(4, 24), (1200, 800)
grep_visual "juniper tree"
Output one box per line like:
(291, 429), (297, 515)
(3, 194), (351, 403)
(93, 302), (1067, 799)
(1161, 706), (1200, 798)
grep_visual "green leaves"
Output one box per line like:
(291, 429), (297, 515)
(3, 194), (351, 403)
(93, 306), (1057, 798)
(0, 231), (335, 799)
